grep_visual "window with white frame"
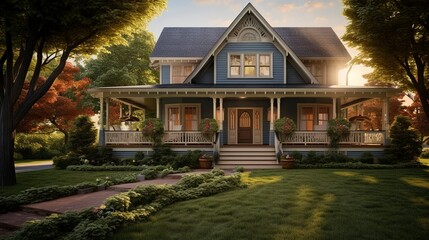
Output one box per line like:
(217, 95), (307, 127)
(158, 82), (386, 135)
(166, 104), (200, 131)
(298, 104), (331, 130)
(228, 53), (272, 78)
(171, 65), (194, 84)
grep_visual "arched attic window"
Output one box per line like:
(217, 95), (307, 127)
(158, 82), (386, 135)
(239, 28), (260, 42)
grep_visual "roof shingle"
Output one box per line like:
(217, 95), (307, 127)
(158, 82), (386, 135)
(151, 27), (350, 59)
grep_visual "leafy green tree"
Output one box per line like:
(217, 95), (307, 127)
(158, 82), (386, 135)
(83, 30), (158, 87)
(68, 116), (96, 155)
(0, 0), (166, 186)
(343, 0), (429, 120)
(385, 115), (422, 162)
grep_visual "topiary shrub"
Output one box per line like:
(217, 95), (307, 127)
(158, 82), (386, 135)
(140, 118), (164, 145)
(171, 150), (201, 169)
(359, 152), (375, 164)
(68, 115), (96, 155)
(274, 117), (296, 140)
(53, 153), (82, 169)
(384, 115), (422, 163)
(199, 118), (219, 140)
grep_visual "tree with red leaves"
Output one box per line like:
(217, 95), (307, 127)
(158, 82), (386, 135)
(17, 62), (94, 144)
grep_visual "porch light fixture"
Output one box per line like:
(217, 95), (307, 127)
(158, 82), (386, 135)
(239, 97), (246, 99)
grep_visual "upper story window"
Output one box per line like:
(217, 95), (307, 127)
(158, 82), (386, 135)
(228, 53), (272, 78)
(172, 65), (194, 84)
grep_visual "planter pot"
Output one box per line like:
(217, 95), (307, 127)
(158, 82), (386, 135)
(199, 158), (213, 169)
(280, 158), (294, 169)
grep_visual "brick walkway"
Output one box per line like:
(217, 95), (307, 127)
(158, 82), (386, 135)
(0, 170), (213, 237)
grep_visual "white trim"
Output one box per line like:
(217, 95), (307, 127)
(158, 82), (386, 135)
(214, 54), (217, 84)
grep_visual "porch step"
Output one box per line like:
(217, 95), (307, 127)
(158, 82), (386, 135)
(216, 146), (281, 170)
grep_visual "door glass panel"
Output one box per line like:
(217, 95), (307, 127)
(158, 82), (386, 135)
(254, 111), (260, 130)
(318, 106), (329, 126)
(239, 112), (251, 127)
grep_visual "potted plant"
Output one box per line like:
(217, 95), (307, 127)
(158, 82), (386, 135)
(140, 118), (164, 145)
(198, 153), (213, 169)
(327, 118), (351, 149)
(274, 117), (296, 141)
(199, 118), (219, 141)
(280, 154), (294, 169)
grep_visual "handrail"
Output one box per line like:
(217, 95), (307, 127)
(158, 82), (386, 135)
(274, 133), (283, 164)
(282, 130), (385, 145)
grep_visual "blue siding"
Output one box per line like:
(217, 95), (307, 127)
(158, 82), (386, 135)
(161, 65), (170, 84)
(160, 98), (213, 125)
(286, 59), (306, 84)
(216, 43), (284, 84)
(193, 60), (214, 84)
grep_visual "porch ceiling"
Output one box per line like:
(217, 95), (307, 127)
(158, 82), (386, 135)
(89, 84), (401, 100)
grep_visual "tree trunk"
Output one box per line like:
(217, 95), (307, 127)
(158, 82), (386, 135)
(0, 99), (16, 186)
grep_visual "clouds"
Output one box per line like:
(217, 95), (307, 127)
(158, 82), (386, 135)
(279, 1), (335, 13)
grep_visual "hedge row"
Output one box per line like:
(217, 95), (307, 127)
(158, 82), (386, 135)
(7, 170), (245, 240)
(0, 174), (138, 214)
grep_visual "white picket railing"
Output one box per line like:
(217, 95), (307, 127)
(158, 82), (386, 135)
(282, 131), (385, 145)
(105, 131), (212, 145)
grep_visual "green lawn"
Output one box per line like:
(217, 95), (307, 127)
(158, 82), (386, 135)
(0, 169), (139, 196)
(114, 169), (429, 240)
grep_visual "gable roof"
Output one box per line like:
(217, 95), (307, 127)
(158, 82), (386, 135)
(151, 27), (350, 60)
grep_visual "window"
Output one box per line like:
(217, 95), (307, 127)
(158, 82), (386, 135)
(166, 104), (200, 131)
(228, 53), (272, 78)
(298, 104), (331, 130)
(171, 65), (194, 84)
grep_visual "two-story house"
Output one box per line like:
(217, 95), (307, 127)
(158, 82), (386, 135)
(90, 3), (399, 169)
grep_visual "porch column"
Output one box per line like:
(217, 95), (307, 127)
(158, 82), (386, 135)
(332, 98), (337, 119)
(270, 98), (274, 145)
(156, 98), (160, 118)
(212, 98), (217, 119)
(119, 103), (123, 118)
(277, 97), (281, 119)
(219, 98), (223, 130)
(98, 97), (105, 146)
(105, 99), (109, 130)
(382, 97), (390, 144)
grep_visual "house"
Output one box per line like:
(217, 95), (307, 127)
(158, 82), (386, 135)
(89, 3), (400, 169)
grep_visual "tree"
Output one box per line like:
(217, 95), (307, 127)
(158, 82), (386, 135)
(343, 0), (429, 120)
(0, 0), (166, 186)
(83, 30), (159, 87)
(16, 62), (94, 145)
(68, 115), (96, 155)
(407, 95), (429, 143)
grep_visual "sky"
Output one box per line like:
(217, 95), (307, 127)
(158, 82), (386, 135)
(148, 0), (371, 86)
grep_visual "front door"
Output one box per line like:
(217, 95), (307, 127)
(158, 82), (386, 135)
(238, 109), (252, 143)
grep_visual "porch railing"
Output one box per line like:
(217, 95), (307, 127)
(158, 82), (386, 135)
(105, 131), (212, 145)
(282, 131), (385, 145)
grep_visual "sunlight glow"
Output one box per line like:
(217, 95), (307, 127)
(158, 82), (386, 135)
(401, 177), (429, 189)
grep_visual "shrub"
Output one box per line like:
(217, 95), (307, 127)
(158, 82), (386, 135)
(327, 118), (351, 149)
(171, 150), (201, 169)
(140, 168), (159, 180)
(233, 166), (244, 173)
(150, 144), (176, 165)
(421, 149), (429, 159)
(302, 151), (324, 164)
(66, 165), (146, 171)
(134, 151), (145, 161)
(68, 115), (96, 154)
(274, 117), (296, 140)
(13, 152), (24, 161)
(140, 118), (164, 145)
(199, 118), (219, 140)
(53, 153), (82, 169)
(385, 116), (422, 163)
(15, 133), (64, 159)
(359, 152), (375, 164)
(321, 152), (352, 164)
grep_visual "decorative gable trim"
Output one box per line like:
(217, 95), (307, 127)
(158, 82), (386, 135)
(184, 3), (319, 85)
(228, 14), (272, 42)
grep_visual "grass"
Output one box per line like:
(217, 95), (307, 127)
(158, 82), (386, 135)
(114, 169), (429, 240)
(0, 169), (139, 196)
